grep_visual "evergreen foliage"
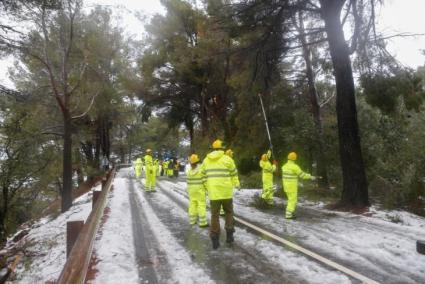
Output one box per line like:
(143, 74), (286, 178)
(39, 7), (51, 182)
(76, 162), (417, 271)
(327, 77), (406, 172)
(0, 0), (425, 241)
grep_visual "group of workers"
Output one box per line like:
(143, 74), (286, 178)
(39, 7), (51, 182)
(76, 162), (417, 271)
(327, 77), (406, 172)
(133, 149), (159, 192)
(187, 139), (316, 249)
(162, 158), (181, 178)
(133, 140), (316, 250)
(133, 150), (182, 191)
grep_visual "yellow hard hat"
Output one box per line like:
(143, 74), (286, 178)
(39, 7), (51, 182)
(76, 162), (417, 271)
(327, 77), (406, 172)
(225, 149), (233, 157)
(261, 154), (268, 161)
(288, 152), (297, 161)
(212, 139), (224, 149)
(189, 154), (200, 164)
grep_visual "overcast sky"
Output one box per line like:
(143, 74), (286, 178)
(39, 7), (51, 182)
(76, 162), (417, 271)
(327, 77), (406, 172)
(1, 0), (424, 87)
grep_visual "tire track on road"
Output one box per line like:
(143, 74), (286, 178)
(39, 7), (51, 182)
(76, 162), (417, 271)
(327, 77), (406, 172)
(141, 180), (302, 284)
(155, 179), (350, 284)
(128, 177), (171, 284)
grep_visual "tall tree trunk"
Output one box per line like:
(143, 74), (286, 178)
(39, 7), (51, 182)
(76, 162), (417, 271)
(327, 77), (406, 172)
(75, 148), (84, 186)
(127, 144), (132, 164)
(0, 187), (8, 242)
(297, 12), (329, 188)
(76, 168), (84, 186)
(0, 212), (6, 243)
(62, 112), (73, 212)
(95, 122), (101, 170)
(320, 0), (369, 207)
(188, 124), (194, 152)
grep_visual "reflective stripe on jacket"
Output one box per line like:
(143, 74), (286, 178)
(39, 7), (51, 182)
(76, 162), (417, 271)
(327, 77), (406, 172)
(259, 160), (276, 180)
(144, 155), (153, 170)
(201, 150), (240, 200)
(187, 165), (206, 195)
(281, 160), (312, 192)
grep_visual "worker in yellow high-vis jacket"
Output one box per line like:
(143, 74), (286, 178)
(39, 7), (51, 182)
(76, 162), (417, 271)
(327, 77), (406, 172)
(162, 160), (168, 176)
(154, 159), (160, 176)
(281, 152), (316, 219)
(220, 149), (236, 215)
(134, 157), (143, 179)
(187, 154), (208, 227)
(259, 150), (277, 205)
(167, 158), (175, 177)
(201, 139), (240, 249)
(144, 149), (155, 192)
(153, 158), (159, 186)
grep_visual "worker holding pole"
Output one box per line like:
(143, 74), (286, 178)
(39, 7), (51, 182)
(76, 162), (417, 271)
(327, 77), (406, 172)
(258, 93), (274, 158)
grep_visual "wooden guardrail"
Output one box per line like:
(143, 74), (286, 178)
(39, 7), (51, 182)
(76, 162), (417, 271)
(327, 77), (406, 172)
(57, 167), (116, 284)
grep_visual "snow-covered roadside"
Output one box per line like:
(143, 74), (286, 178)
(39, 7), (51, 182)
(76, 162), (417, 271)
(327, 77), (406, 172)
(166, 181), (425, 283)
(235, 191), (425, 283)
(157, 180), (351, 284)
(8, 185), (100, 283)
(133, 179), (215, 284)
(88, 172), (139, 283)
(169, 180), (425, 231)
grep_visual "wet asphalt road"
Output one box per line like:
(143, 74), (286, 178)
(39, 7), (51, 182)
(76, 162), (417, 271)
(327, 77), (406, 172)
(128, 175), (302, 284)
(162, 177), (425, 284)
(128, 178), (172, 283)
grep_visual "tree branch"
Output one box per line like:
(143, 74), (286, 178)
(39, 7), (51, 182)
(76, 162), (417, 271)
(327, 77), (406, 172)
(71, 91), (100, 120)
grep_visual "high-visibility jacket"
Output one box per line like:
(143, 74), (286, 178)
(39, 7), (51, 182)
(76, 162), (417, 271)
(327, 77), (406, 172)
(281, 160), (312, 192)
(187, 164), (207, 226)
(201, 150), (240, 200)
(154, 160), (159, 175)
(259, 160), (276, 182)
(144, 154), (153, 169)
(134, 158), (143, 168)
(187, 164), (206, 195)
(134, 158), (143, 177)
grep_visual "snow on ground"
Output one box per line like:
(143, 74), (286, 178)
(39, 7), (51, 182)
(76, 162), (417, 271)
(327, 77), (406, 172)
(234, 190), (425, 283)
(165, 180), (425, 283)
(89, 171), (139, 284)
(157, 179), (351, 283)
(133, 178), (215, 284)
(11, 168), (424, 283)
(9, 185), (99, 283)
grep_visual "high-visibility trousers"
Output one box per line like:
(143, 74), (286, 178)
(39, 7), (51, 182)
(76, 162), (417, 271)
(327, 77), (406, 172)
(145, 167), (156, 191)
(284, 189), (298, 217)
(135, 166), (142, 178)
(152, 172), (157, 186)
(188, 190), (207, 226)
(261, 174), (274, 203)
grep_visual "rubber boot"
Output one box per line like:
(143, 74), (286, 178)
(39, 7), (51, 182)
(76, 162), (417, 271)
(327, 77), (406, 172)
(211, 236), (220, 250)
(226, 230), (234, 244)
